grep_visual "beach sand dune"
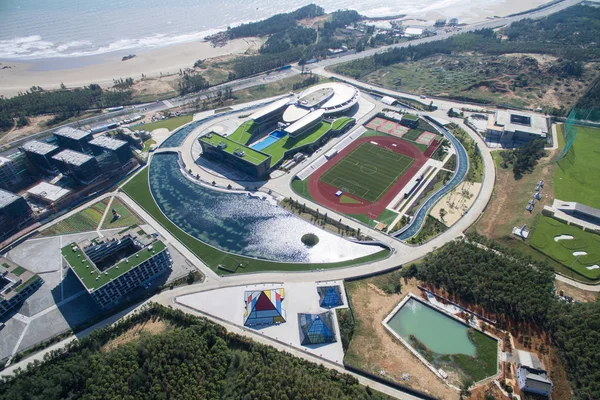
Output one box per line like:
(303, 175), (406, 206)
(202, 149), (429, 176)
(0, 38), (262, 97)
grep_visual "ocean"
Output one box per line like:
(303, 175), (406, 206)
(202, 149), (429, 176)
(0, 0), (531, 60)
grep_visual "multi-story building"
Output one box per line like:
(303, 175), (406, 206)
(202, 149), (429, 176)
(400, 113), (420, 129)
(0, 257), (43, 318)
(0, 156), (26, 192)
(61, 227), (172, 309)
(20, 140), (60, 174)
(486, 111), (549, 144)
(51, 149), (100, 185)
(53, 127), (93, 153)
(88, 136), (131, 164)
(199, 133), (272, 178)
(0, 189), (33, 242)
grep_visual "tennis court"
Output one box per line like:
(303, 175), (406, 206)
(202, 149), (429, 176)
(319, 142), (414, 203)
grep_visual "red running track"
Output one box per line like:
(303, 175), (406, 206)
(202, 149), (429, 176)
(307, 136), (427, 217)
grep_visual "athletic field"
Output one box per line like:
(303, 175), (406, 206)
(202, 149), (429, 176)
(319, 142), (414, 203)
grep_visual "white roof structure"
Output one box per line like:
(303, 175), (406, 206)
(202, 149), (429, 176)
(380, 96), (397, 105)
(27, 182), (71, 203)
(488, 111), (548, 138)
(405, 27), (424, 36)
(52, 149), (94, 166)
(21, 140), (59, 155)
(89, 136), (128, 150)
(284, 109), (324, 136)
(54, 126), (92, 140)
(0, 188), (21, 208)
(249, 98), (290, 121)
(283, 82), (359, 123)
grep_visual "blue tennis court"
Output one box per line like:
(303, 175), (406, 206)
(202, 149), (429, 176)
(250, 130), (287, 151)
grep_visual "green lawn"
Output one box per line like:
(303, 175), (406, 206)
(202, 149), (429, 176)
(452, 329), (498, 382)
(142, 139), (156, 152)
(132, 115), (193, 132)
(530, 216), (600, 279)
(262, 121), (332, 165)
(320, 142), (414, 203)
(101, 198), (143, 229)
(555, 125), (600, 209)
(41, 199), (109, 236)
(122, 168), (390, 275)
(290, 178), (315, 202)
(227, 120), (257, 144)
(340, 195), (361, 204)
(331, 117), (355, 131)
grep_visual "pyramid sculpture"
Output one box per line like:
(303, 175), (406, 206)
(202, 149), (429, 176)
(243, 288), (286, 326)
(298, 311), (337, 345)
(317, 285), (343, 308)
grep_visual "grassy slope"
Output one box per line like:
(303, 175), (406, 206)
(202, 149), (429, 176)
(41, 199), (109, 236)
(132, 115), (193, 132)
(227, 120), (257, 144)
(263, 121), (331, 165)
(122, 168), (390, 275)
(101, 198), (143, 230)
(530, 216), (600, 279)
(554, 125), (600, 209)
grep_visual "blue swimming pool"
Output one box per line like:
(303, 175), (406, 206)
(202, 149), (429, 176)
(250, 130), (287, 151)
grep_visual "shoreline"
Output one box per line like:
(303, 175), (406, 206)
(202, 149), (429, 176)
(0, 0), (555, 98)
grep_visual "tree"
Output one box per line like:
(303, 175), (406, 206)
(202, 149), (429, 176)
(439, 208), (447, 222)
(460, 379), (473, 399)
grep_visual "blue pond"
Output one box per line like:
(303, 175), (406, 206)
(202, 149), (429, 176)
(148, 153), (381, 263)
(250, 130), (287, 151)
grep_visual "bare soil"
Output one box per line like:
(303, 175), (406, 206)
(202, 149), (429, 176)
(555, 280), (598, 303)
(130, 76), (178, 99)
(101, 319), (169, 352)
(475, 149), (558, 239)
(345, 278), (459, 400)
(0, 115), (54, 145)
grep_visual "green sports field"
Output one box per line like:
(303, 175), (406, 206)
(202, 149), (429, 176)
(530, 216), (600, 280)
(555, 125), (600, 209)
(319, 142), (414, 203)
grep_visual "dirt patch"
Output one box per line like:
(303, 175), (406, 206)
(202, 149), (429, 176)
(0, 115), (54, 145)
(131, 76), (178, 98)
(555, 280), (598, 302)
(475, 149), (557, 239)
(101, 319), (168, 352)
(431, 181), (482, 227)
(346, 278), (459, 399)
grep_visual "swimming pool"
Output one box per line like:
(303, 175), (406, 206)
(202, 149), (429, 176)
(250, 130), (287, 151)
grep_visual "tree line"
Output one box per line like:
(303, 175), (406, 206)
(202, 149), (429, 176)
(0, 303), (387, 400)
(0, 84), (133, 132)
(403, 236), (600, 399)
(334, 5), (600, 80)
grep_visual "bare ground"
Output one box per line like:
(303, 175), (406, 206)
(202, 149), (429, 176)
(475, 149), (558, 239)
(0, 115), (54, 145)
(345, 278), (459, 400)
(101, 319), (169, 352)
(555, 280), (598, 302)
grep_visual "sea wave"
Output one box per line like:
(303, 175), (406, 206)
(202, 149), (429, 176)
(0, 29), (222, 60)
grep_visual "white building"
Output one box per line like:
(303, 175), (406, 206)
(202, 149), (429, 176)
(486, 111), (549, 144)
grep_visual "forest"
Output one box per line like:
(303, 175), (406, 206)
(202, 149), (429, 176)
(499, 139), (547, 179)
(405, 237), (600, 399)
(0, 84), (133, 132)
(334, 5), (600, 79)
(0, 304), (386, 400)
(229, 6), (362, 78)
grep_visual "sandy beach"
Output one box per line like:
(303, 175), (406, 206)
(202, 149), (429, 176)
(0, 0), (552, 98)
(0, 38), (261, 97)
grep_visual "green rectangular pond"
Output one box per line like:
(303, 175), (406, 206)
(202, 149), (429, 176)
(387, 297), (476, 356)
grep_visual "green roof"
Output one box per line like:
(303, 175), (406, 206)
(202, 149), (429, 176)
(331, 117), (354, 131)
(61, 240), (167, 291)
(227, 121), (257, 145)
(262, 121), (332, 165)
(402, 114), (419, 121)
(200, 133), (270, 165)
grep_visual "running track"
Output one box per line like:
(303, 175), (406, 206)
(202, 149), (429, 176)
(307, 136), (427, 216)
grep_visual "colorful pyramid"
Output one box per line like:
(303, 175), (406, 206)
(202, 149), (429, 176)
(243, 288), (286, 326)
(298, 311), (337, 345)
